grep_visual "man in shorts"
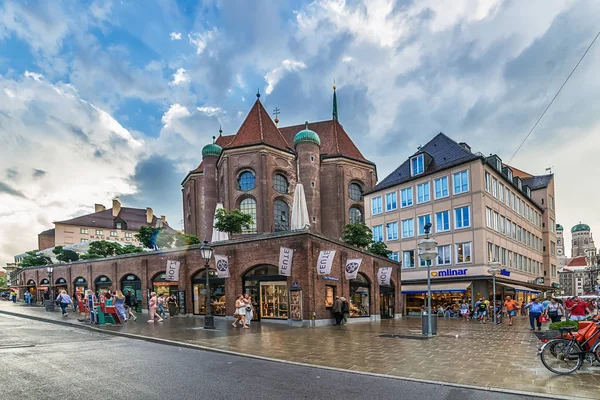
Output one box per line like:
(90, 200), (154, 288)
(504, 295), (520, 326)
(474, 298), (487, 323)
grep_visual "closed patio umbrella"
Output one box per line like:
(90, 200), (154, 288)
(211, 203), (229, 242)
(291, 183), (310, 230)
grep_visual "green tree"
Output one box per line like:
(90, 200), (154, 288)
(117, 244), (145, 255)
(368, 241), (393, 258)
(51, 246), (80, 263)
(135, 226), (162, 249)
(173, 233), (201, 247)
(213, 208), (253, 237)
(155, 231), (175, 249)
(0, 275), (7, 289)
(81, 241), (122, 259)
(342, 223), (373, 249)
(20, 250), (53, 267)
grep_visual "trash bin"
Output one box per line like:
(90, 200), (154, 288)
(44, 299), (55, 312)
(421, 312), (437, 335)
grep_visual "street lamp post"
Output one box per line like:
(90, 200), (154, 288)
(417, 223), (438, 337)
(488, 260), (501, 325)
(200, 240), (215, 330)
(46, 265), (55, 311)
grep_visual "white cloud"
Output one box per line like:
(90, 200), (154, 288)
(0, 75), (144, 264)
(170, 32), (182, 40)
(24, 71), (44, 82)
(264, 59), (307, 94)
(161, 104), (191, 128)
(197, 106), (221, 116)
(170, 68), (190, 86)
(188, 29), (216, 55)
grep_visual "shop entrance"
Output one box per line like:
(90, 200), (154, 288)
(243, 265), (288, 321)
(121, 274), (142, 312)
(349, 273), (370, 317)
(39, 279), (50, 301)
(94, 275), (112, 293)
(380, 284), (395, 319)
(191, 269), (225, 316)
(73, 277), (88, 294)
(26, 280), (36, 303)
(151, 272), (179, 298)
(55, 278), (68, 293)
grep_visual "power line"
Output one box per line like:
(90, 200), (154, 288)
(508, 29), (600, 163)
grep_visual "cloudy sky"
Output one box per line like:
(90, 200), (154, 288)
(1, 0), (599, 265)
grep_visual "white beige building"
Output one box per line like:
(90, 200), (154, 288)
(364, 133), (558, 315)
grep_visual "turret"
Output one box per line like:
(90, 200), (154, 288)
(201, 138), (222, 240)
(294, 122), (321, 232)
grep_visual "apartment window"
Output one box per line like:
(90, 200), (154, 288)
(501, 248), (507, 266)
(506, 219), (511, 236)
(499, 184), (505, 202)
(486, 208), (493, 228)
(386, 222), (398, 241)
(110, 231), (118, 237)
(485, 172), (491, 192)
(454, 206), (470, 229)
(401, 218), (415, 238)
(371, 196), (383, 215)
(402, 250), (415, 268)
(551, 241), (556, 255)
(452, 170), (469, 194)
(80, 238), (89, 243)
(385, 192), (397, 211)
(80, 228), (88, 234)
(517, 226), (522, 242)
(435, 211), (450, 232)
(505, 188), (510, 206)
(125, 232), (133, 238)
(116, 222), (122, 229)
(512, 193), (516, 211)
(512, 223), (517, 240)
(551, 264), (556, 277)
(437, 245), (451, 266)
(493, 211), (499, 232)
(417, 182), (430, 203)
(411, 154), (424, 176)
(549, 195), (554, 210)
(487, 242), (494, 262)
(494, 245), (500, 263)
(550, 218), (555, 233)
(372, 225), (383, 242)
(401, 187), (413, 207)
(419, 255), (432, 267)
(434, 176), (449, 199)
(519, 255), (523, 271)
(389, 252), (400, 262)
(456, 242), (472, 264)
(492, 177), (498, 198)
(500, 216), (506, 234)
(508, 251), (513, 268)
(95, 230), (104, 235)
(417, 215), (432, 236)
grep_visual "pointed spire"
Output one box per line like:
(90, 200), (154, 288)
(256, 88), (261, 99)
(332, 82), (338, 121)
(218, 125), (223, 136)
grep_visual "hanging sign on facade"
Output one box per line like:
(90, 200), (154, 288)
(165, 260), (180, 282)
(344, 258), (362, 280)
(377, 267), (393, 286)
(214, 255), (230, 278)
(279, 247), (294, 276)
(317, 250), (336, 276)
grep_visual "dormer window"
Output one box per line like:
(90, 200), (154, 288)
(116, 222), (122, 229)
(507, 169), (513, 181)
(526, 187), (531, 198)
(496, 158), (502, 172)
(517, 179), (522, 190)
(411, 154), (424, 176)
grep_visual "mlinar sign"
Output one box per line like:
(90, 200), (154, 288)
(431, 268), (468, 277)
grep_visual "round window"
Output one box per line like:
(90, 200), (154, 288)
(349, 183), (363, 202)
(238, 171), (256, 191)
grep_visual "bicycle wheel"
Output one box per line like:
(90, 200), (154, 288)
(540, 339), (583, 374)
(593, 343), (600, 364)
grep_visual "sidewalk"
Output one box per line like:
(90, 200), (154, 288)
(1, 302), (599, 399)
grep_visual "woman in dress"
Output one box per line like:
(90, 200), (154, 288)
(232, 294), (248, 328)
(148, 292), (163, 323)
(113, 290), (127, 323)
(243, 294), (253, 327)
(460, 301), (470, 322)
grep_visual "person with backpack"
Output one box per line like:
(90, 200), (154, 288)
(124, 290), (138, 321)
(55, 290), (72, 317)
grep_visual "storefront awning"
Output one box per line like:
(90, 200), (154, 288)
(401, 281), (472, 294)
(499, 282), (541, 294)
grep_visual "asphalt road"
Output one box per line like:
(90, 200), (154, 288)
(0, 315), (556, 400)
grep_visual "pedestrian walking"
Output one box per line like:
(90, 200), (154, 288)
(148, 292), (163, 323)
(494, 301), (503, 324)
(546, 298), (565, 323)
(524, 298), (545, 331)
(341, 297), (350, 324)
(113, 290), (127, 323)
(243, 294), (253, 326)
(503, 296), (520, 326)
(460, 301), (469, 321)
(124, 290), (138, 321)
(520, 301), (527, 316)
(24, 291), (31, 305)
(474, 298), (487, 323)
(232, 294), (248, 328)
(55, 290), (72, 317)
(72, 292), (79, 312)
(167, 294), (178, 316)
(332, 296), (343, 325)
(157, 294), (168, 319)
(568, 296), (591, 321)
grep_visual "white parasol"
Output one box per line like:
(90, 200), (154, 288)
(291, 183), (310, 230)
(211, 203), (229, 242)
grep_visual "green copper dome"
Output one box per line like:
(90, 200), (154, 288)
(571, 223), (590, 233)
(294, 122), (320, 147)
(202, 143), (222, 158)
(556, 224), (563, 231)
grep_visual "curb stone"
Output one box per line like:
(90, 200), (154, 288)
(0, 309), (583, 400)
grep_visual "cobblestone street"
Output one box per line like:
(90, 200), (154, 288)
(1, 303), (599, 399)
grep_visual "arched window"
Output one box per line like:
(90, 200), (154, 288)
(274, 199), (289, 232)
(349, 183), (363, 202)
(273, 173), (289, 194)
(240, 198), (257, 233)
(349, 207), (363, 224)
(238, 170), (256, 191)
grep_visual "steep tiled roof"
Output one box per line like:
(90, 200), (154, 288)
(567, 257), (588, 267)
(368, 133), (480, 194)
(507, 165), (533, 179)
(55, 208), (176, 232)
(226, 100), (291, 151)
(521, 174), (553, 190)
(279, 119), (372, 164)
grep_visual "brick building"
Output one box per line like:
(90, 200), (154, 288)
(182, 88), (377, 241)
(18, 231), (401, 325)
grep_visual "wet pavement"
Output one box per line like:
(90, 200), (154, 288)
(1, 302), (599, 399)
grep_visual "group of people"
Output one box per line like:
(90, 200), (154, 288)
(147, 292), (179, 322)
(332, 296), (350, 325)
(232, 293), (254, 328)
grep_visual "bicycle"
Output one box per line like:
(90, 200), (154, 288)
(538, 318), (600, 374)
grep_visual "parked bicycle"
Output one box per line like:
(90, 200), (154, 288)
(538, 317), (600, 374)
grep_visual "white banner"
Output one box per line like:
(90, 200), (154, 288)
(214, 255), (230, 278)
(165, 260), (180, 282)
(344, 258), (362, 280)
(279, 247), (294, 276)
(317, 250), (336, 276)
(377, 267), (393, 286)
